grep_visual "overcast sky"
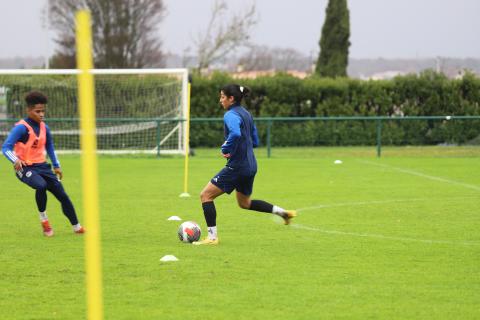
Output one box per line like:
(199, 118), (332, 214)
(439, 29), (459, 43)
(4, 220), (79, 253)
(0, 0), (479, 60)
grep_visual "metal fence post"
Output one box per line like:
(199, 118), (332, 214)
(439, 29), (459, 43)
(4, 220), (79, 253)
(267, 119), (272, 158)
(156, 120), (161, 157)
(376, 119), (382, 158)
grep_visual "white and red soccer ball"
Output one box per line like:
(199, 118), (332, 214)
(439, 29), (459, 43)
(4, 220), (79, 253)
(177, 221), (201, 243)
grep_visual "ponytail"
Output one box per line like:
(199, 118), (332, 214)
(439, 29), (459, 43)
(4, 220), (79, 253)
(220, 84), (251, 103)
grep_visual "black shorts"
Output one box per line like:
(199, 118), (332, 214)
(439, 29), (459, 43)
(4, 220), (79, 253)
(210, 166), (255, 195)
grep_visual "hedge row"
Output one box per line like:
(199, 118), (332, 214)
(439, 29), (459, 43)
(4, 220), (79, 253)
(189, 70), (480, 147)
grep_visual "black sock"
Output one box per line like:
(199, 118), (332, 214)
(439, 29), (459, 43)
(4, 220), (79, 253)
(202, 201), (217, 227)
(249, 200), (274, 213)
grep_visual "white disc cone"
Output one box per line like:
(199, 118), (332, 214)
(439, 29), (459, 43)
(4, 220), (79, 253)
(160, 255), (179, 262)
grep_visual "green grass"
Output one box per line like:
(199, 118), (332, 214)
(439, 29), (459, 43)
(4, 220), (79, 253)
(1, 147), (479, 319)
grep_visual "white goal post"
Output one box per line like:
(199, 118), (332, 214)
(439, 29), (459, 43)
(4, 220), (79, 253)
(0, 68), (190, 155)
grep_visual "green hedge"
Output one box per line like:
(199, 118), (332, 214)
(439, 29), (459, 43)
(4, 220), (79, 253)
(189, 71), (480, 147)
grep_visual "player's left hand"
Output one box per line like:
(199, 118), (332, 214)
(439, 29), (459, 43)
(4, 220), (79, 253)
(54, 167), (63, 181)
(222, 153), (231, 158)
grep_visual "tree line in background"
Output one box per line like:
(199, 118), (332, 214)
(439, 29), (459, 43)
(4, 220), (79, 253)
(47, 0), (350, 77)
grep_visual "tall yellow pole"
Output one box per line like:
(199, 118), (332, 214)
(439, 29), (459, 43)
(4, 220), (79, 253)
(180, 83), (191, 197)
(76, 10), (103, 320)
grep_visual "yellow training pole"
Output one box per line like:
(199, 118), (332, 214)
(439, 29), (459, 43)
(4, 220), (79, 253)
(75, 10), (103, 320)
(179, 83), (191, 197)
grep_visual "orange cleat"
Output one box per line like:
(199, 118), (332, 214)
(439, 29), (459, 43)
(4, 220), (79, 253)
(41, 220), (54, 237)
(282, 210), (297, 225)
(192, 237), (219, 245)
(74, 226), (85, 234)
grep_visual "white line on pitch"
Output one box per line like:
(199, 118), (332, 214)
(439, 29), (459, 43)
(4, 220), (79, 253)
(291, 223), (480, 246)
(296, 196), (478, 213)
(359, 160), (480, 192)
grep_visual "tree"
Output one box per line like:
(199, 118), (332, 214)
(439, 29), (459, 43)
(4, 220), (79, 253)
(237, 45), (273, 71)
(238, 45), (312, 72)
(193, 0), (258, 73)
(47, 0), (165, 68)
(315, 0), (350, 77)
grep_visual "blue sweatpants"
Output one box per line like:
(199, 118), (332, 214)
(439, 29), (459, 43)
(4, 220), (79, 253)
(16, 162), (78, 225)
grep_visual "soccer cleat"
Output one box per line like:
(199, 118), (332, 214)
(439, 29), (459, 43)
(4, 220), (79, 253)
(192, 238), (219, 245)
(282, 210), (297, 225)
(74, 226), (85, 234)
(41, 220), (54, 237)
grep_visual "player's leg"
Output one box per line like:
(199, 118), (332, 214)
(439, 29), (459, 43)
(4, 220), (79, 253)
(194, 182), (224, 245)
(240, 193), (297, 225)
(46, 179), (84, 233)
(41, 168), (84, 234)
(194, 167), (235, 245)
(236, 175), (297, 225)
(16, 167), (53, 236)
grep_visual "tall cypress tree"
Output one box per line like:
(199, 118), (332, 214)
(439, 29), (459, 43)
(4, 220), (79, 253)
(315, 0), (350, 77)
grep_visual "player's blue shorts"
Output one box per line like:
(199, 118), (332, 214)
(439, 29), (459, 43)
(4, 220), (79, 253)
(210, 166), (255, 195)
(15, 162), (62, 191)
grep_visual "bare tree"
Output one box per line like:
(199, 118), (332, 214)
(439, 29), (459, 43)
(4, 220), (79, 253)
(193, 0), (258, 73)
(237, 45), (273, 71)
(47, 0), (165, 68)
(274, 48), (305, 71)
(238, 46), (312, 72)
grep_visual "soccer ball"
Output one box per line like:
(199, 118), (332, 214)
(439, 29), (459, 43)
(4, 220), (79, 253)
(177, 221), (201, 243)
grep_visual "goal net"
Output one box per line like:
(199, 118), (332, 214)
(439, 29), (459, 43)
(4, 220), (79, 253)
(0, 69), (189, 155)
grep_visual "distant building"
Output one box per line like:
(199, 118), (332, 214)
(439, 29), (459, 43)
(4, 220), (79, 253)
(363, 70), (407, 80)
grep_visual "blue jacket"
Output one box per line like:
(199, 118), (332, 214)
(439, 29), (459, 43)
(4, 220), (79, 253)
(2, 118), (60, 168)
(221, 103), (259, 175)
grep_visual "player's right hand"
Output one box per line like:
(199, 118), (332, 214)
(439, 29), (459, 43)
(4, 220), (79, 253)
(54, 167), (63, 181)
(14, 159), (27, 171)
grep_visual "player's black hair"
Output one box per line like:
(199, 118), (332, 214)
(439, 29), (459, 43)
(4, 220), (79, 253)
(220, 84), (250, 103)
(25, 91), (48, 107)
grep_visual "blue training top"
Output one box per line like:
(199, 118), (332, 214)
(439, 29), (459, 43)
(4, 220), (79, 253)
(221, 103), (259, 175)
(2, 117), (60, 168)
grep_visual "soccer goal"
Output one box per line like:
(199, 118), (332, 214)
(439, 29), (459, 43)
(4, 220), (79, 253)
(0, 68), (189, 155)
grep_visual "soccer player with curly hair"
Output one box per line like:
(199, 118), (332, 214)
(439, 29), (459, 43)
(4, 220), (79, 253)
(2, 91), (84, 237)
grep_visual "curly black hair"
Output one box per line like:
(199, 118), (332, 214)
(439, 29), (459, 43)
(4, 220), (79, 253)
(25, 91), (48, 107)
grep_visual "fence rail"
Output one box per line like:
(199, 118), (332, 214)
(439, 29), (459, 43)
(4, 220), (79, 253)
(1, 116), (480, 157)
(189, 116), (480, 157)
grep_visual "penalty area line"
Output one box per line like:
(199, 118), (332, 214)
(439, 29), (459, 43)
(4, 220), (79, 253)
(292, 196), (480, 246)
(296, 195), (478, 213)
(359, 160), (480, 192)
(291, 223), (480, 247)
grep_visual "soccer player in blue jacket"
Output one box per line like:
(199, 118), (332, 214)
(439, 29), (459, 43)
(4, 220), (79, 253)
(193, 84), (296, 245)
(2, 91), (84, 237)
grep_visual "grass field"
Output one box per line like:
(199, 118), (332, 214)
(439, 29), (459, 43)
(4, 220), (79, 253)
(1, 147), (479, 319)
